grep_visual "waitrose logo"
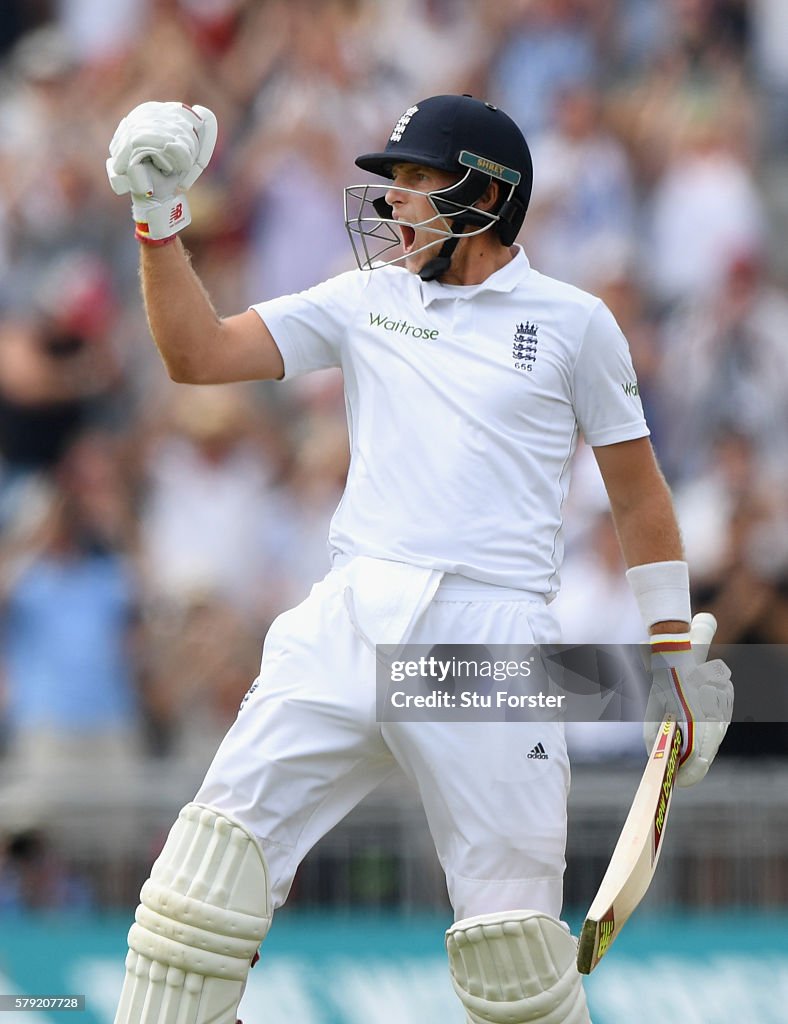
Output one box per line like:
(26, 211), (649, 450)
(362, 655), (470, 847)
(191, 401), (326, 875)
(369, 312), (439, 340)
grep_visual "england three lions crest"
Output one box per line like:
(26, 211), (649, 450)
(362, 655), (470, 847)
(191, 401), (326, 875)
(513, 321), (538, 371)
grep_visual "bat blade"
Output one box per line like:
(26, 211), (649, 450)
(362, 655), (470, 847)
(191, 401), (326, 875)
(576, 718), (683, 974)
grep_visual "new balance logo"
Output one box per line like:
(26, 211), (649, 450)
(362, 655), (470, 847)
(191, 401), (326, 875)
(527, 742), (548, 760)
(169, 202), (184, 226)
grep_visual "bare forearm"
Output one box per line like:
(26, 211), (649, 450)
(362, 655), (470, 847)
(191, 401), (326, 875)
(139, 239), (221, 382)
(595, 439), (690, 635)
(138, 239), (284, 384)
(613, 494), (684, 570)
(612, 493), (688, 635)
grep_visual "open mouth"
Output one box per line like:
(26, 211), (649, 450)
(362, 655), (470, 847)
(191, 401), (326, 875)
(399, 224), (416, 253)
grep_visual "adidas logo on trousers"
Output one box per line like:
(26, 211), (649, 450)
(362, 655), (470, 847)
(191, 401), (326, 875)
(527, 743), (548, 760)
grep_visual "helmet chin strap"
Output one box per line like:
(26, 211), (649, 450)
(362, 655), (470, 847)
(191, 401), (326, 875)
(418, 178), (494, 281)
(418, 232), (462, 282)
(418, 212), (482, 281)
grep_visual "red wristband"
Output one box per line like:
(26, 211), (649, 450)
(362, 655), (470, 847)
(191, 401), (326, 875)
(650, 637), (692, 655)
(135, 222), (177, 247)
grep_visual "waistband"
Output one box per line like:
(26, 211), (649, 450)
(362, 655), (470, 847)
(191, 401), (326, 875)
(331, 553), (547, 604)
(435, 572), (547, 603)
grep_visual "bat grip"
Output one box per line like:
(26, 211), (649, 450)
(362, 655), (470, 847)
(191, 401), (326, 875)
(690, 611), (717, 661)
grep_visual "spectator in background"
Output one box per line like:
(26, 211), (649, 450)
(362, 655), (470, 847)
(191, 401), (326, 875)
(0, 27), (137, 284)
(0, 1), (53, 59)
(56, 0), (142, 66)
(141, 592), (266, 761)
(0, 430), (142, 809)
(484, 0), (599, 141)
(646, 102), (764, 308)
(370, 0), (492, 98)
(0, 252), (123, 523)
(266, 412), (351, 609)
(665, 0), (752, 71)
(525, 83), (637, 288)
(0, 828), (94, 911)
(673, 428), (788, 644)
(607, 0), (673, 73)
(139, 384), (289, 623)
(0, 26), (81, 285)
(655, 252), (788, 482)
(235, 0), (393, 302)
(672, 426), (788, 757)
(753, 0), (788, 150)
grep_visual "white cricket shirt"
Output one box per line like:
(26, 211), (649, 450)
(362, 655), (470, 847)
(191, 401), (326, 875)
(251, 247), (648, 597)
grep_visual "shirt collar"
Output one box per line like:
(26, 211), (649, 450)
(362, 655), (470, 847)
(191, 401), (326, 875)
(418, 245), (531, 307)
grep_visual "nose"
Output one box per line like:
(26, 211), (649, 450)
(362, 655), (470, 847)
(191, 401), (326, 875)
(384, 182), (405, 208)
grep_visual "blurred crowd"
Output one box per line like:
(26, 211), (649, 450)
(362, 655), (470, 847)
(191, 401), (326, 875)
(0, 0), (786, 871)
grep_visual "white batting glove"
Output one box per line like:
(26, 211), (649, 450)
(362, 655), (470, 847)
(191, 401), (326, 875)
(644, 612), (733, 788)
(106, 101), (218, 244)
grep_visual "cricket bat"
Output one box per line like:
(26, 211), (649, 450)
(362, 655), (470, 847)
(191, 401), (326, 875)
(575, 612), (718, 974)
(575, 716), (682, 974)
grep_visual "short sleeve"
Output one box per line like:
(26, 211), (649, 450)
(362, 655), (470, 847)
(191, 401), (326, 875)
(250, 270), (365, 379)
(572, 300), (650, 446)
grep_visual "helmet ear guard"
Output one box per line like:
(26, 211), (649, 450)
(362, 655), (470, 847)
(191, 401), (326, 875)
(429, 168), (491, 225)
(495, 197), (527, 247)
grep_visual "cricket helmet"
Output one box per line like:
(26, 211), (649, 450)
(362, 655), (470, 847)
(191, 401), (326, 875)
(345, 94), (533, 279)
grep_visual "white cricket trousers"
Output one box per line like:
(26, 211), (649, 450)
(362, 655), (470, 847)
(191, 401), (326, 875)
(195, 562), (570, 922)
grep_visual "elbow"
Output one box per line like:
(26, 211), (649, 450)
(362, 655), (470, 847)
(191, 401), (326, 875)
(165, 359), (199, 385)
(156, 324), (222, 385)
(166, 363), (219, 386)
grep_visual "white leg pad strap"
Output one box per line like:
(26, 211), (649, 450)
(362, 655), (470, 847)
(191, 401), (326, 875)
(446, 910), (592, 1024)
(115, 803), (272, 1024)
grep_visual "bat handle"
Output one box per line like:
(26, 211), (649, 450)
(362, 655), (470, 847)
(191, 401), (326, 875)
(690, 611), (717, 661)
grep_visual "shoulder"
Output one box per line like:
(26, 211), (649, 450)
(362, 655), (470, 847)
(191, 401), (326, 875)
(311, 264), (415, 303)
(517, 267), (609, 356)
(365, 263), (417, 294)
(525, 267), (603, 319)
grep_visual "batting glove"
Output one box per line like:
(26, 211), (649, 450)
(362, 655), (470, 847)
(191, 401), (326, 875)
(106, 101), (218, 244)
(645, 612), (733, 788)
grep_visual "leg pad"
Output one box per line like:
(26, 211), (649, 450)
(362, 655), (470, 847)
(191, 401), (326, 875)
(115, 803), (272, 1024)
(446, 910), (591, 1024)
